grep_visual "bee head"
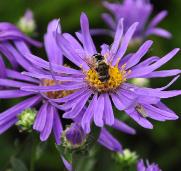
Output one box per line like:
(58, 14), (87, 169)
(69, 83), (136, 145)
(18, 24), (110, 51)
(93, 54), (104, 62)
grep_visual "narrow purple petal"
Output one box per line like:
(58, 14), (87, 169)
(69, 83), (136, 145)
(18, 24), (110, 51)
(129, 48), (180, 78)
(0, 95), (41, 124)
(0, 118), (18, 134)
(40, 104), (54, 141)
(146, 28), (172, 38)
(80, 12), (97, 55)
(63, 91), (92, 119)
(148, 11), (168, 28)
(101, 13), (116, 30)
(33, 102), (48, 132)
(94, 94), (105, 127)
(125, 108), (153, 129)
(81, 94), (97, 133)
(44, 19), (63, 65)
(112, 119), (136, 135)
(0, 55), (6, 78)
(6, 69), (39, 84)
(126, 40), (153, 69)
(53, 108), (63, 145)
(61, 156), (72, 171)
(98, 128), (122, 152)
(103, 94), (114, 126)
(113, 22), (138, 65)
(110, 18), (124, 54)
(0, 90), (35, 98)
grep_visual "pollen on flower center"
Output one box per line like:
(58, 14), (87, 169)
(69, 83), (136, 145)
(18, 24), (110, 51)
(85, 64), (129, 93)
(42, 79), (73, 99)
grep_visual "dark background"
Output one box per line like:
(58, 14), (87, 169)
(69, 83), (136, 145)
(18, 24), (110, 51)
(0, 0), (181, 171)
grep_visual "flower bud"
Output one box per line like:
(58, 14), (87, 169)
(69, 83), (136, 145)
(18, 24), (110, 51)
(62, 123), (86, 149)
(16, 108), (36, 132)
(17, 9), (36, 35)
(114, 149), (138, 166)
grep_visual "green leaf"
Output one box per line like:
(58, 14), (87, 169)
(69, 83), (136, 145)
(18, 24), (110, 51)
(10, 157), (28, 171)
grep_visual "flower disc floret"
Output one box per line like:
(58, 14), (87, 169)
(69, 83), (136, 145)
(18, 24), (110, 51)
(85, 65), (128, 93)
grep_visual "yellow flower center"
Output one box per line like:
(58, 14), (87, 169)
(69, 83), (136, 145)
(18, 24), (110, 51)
(42, 79), (74, 99)
(85, 64), (129, 93)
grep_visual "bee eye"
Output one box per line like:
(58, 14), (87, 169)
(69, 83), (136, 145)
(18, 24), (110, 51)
(93, 54), (104, 61)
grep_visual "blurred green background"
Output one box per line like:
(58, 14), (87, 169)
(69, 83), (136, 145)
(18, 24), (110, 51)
(0, 0), (181, 171)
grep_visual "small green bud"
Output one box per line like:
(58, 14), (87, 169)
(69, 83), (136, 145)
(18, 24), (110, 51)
(113, 149), (138, 166)
(17, 9), (36, 35)
(16, 108), (36, 132)
(131, 78), (150, 87)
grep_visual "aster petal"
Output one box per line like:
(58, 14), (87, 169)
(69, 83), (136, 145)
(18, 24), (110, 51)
(132, 56), (160, 69)
(6, 69), (39, 84)
(103, 94), (114, 126)
(23, 53), (82, 75)
(56, 34), (88, 68)
(61, 156), (72, 171)
(112, 119), (136, 135)
(142, 69), (181, 78)
(123, 83), (181, 98)
(33, 102), (48, 132)
(0, 55), (6, 78)
(101, 13), (116, 30)
(129, 48), (180, 78)
(40, 104), (54, 141)
(22, 72), (83, 82)
(98, 128), (122, 152)
(63, 33), (85, 58)
(63, 90), (92, 119)
(81, 94), (97, 133)
(0, 118), (18, 134)
(3, 42), (42, 73)
(144, 104), (178, 120)
(146, 28), (171, 38)
(0, 78), (36, 88)
(0, 44), (19, 69)
(155, 101), (175, 114)
(111, 18), (124, 54)
(80, 12), (97, 55)
(111, 93), (126, 111)
(52, 88), (88, 103)
(125, 108), (153, 129)
(126, 40), (153, 69)
(113, 22), (138, 65)
(0, 90), (35, 98)
(148, 11), (168, 29)
(0, 30), (42, 47)
(94, 94), (105, 127)
(0, 95), (41, 125)
(53, 108), (63, 145)
(44, 19), (63, 65)
(21, 82), (87, 92)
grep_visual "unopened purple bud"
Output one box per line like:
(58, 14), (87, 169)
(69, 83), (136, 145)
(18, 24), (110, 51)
(65, 123), (86, 148)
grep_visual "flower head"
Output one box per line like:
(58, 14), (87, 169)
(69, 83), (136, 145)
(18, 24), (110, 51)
(0, 19), (66, 144)
(137, 159), (161, 171)
(53, 13), (180, 131)
(100, 0), (171, 41)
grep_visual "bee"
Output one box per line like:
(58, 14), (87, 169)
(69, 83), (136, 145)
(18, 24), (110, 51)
(91, 54), (110, 83)
(135, 104), (148, 118)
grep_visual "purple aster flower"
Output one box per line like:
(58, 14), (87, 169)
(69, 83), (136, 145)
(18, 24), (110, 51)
(0, 19), (69, 144)
(93, 0), (171, 41)
(21, 13), (181, 132)
(137, 159), (161, 171)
